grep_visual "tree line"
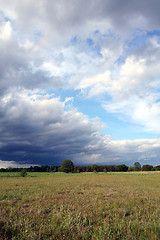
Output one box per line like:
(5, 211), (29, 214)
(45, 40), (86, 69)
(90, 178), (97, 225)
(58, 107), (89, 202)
(0, 160), (160, 173)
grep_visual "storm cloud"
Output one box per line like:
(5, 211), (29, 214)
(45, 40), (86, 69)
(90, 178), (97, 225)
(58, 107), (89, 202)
(0, 91), (109, 166)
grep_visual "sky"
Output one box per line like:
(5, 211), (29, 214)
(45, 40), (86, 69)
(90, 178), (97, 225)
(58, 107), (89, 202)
(0, 0), (160, 168)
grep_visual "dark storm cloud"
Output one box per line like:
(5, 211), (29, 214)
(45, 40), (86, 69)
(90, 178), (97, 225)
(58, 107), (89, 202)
(0, 92), (108, 166)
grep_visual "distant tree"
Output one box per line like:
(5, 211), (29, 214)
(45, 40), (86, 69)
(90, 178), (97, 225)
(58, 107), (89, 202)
(7, 167), (13, 172)
(117, 164), (128, 172)
(128, 166), (135, 171)
(91, 164), (99, 172)
(61, 160), (74, 173)
(142, 165), (153, 171)
(134, 162), (141, 171)
(77, 166), (85, 172)
(41, 165), (49, 172)
(110, 165), (116, 172)
(50, 166), (57, 172)
(103, 168), (107, 173)
(29, 166), (33, 172)
(32, 166), (42, 172)
(73, 167), (78, 173)
(86, 166), (92, 172)
(58, 166), (63, 172)
(151, 167), (156, 171)
(0, 168), (6, 172)
(155, 165), (160, 171)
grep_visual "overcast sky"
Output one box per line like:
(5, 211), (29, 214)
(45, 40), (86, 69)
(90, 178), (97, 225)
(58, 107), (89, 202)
(0, 0), (160, 167)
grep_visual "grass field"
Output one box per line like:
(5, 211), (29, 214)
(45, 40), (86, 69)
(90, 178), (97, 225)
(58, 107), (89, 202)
(1, 172), (160, 239)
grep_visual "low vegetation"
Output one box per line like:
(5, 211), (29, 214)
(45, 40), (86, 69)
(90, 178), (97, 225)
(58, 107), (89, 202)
(1, 172), (160, 239)
(20, 169), (28, 177)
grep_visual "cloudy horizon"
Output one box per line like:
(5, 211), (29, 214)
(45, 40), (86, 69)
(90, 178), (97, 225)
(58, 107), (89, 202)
(0, 0), (160, 168)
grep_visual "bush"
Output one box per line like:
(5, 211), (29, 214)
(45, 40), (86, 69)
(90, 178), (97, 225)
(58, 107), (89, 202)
(20, 169), (27, 177)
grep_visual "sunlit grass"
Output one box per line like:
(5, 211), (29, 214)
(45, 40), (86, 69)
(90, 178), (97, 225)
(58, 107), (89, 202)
(1, 172), (160, 239)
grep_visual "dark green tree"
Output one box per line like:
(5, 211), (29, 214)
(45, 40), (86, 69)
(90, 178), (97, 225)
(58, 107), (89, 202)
(117, 164), (128, 172)
(142, 165), (153, 171)
(50, 166), (57, 172)
(155, 165), (160, 171)
(41, 165), (49, 172)
(61, 160), (74, 173)
(86, 166), (92, 172)
(110, 165), (116, 172)
(134, 162), (141, 171)
(91, 164), (99, 172)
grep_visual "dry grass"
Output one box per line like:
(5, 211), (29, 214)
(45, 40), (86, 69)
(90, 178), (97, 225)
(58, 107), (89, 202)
(1, 172), (160, 239)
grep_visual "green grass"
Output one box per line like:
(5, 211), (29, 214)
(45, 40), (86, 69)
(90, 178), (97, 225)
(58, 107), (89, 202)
(1, 172), (160, 239)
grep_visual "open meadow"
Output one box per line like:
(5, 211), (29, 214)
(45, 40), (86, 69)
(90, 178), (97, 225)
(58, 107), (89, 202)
(1, 172), (160, 239)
